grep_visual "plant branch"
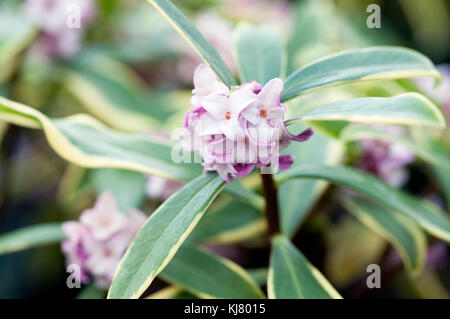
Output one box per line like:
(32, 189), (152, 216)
(260, 172), (280, 237)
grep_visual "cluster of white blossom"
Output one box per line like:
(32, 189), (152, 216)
(61, 192), (146, 289)
(181, 64), (313, 182)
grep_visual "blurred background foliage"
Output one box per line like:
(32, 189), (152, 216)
(0, 0), (449, 298)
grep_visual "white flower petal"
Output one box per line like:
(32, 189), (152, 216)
(195, 114), (223, 136)
(193, 63), (219, 95)
(94, 191), (118, 213)
(241, 106), (262, 125)
(80, 191), (126, 240)
(229, 88), (256, 117)
(267, 106), (285, 120)
(219, 119), (244, 141)
(258, 78), (283, 109)
(202, 93), (229, 119)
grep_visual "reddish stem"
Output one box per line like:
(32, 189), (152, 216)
(260, 172), (280, 237)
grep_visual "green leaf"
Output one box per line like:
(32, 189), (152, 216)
(0, 224), (65, 256)
(342, 197), (426, 276)
(64, 54), (177, 132)
(411, 128), (450, 207)
(268, 235), (342, 299)
(234, 23), (284, 85)
(189, 200), (265, 244)
(279, 131), (344, 237)
(282, 46), (441, 101)
(286, 0), (333, 73)
(147, 0), (236, 87)
(111, 6), (178, 63)
(246, 268), (268, 287)
(90, 168), (147, 211)
(159, 245), (264, 299)
(285, 93), (445, 128)
(309, 120), (349, 138)
(0, 9), (35, 83)
(0, 97), (202, 182)
(107, 173), (225, 299)
(224, 180), (264, 210)
(145, 286), (198, 299)
(277, 165), (450, 242)
(340, 125), (450, 168)
(432, 164), (450, 209)
(76, 284), (106, 299)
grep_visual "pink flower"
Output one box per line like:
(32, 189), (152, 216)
(199, 86), (256, 141)
(24, 0), (96, 33)
(190, 63), (230, 107)
(181, 64), (313, 182)
(80, 191), (127, 241)
(23, 0), (97, 59)
(61, 192), (147, 289)
(83, 233), (128, 288)
(357, 125), (414, 187)
(241, 78), (285, 127)
(30, 30), (83, 60)
(61, 222), (90, 283)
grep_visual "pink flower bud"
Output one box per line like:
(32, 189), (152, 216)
(357, 125), (414, 187)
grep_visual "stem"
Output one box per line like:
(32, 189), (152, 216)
(260, 172), (280, 237)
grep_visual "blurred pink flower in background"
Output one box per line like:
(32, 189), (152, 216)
(24, 0), (96, 59)
(80, 192), (127, 241)
(220, 0), (293, 34)
(357, 125), (414, 187)
(29, 30), (85, 60)
(181, 64), (313, 182)
(414, 64), (450, 120)
(146, 175), (183, 200)
(175, 11), (236, 83)
(61, 192), (146, 289)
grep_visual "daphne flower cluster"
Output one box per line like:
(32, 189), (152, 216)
(181, 64), (313, 182)
(24, 0), (96, 59)
(61, 192), (146, 289)
(357, 125), (414, 187)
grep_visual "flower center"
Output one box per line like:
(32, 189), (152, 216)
(225, 111), (231, 120)
(259, 109), (267, 118)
